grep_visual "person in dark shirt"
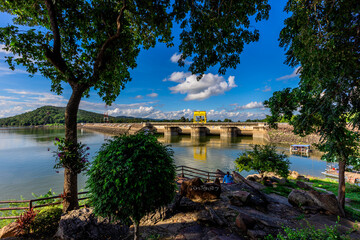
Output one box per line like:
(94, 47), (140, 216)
(223, 172), (234, 184)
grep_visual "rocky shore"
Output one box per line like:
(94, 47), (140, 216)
(3, 170), (358, 240)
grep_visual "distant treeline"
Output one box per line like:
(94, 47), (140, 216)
(0, 106), (155, 126)
(0, 106), (271, 126)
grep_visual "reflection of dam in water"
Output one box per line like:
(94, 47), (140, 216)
(157, 135), (325, 177)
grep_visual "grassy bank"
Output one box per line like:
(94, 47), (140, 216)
(263, 176), (360, 221)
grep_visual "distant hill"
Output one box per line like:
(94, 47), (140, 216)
(0, 106), (156, 126)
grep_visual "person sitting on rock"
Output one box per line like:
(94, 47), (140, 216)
(223, 172), (234, 184)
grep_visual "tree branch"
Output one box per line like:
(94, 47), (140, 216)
(93, 0), (127, 74)
(44, 0), (75, 81)
(44, 0), (61, 55)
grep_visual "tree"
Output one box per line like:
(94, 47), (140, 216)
(0, 0), (270, 211)
(234, 144), (290, 179)
(264, 0), (360, 216)
(86, 132), (176, 240)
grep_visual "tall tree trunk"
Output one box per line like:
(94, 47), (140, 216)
(63, 86), (83, 212)
(338, 157), (346, 217)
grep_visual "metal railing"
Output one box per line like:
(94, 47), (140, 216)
(176, 165), (223, 182)
(0, 191), (89, 220)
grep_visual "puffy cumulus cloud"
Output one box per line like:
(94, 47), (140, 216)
(164, 71), (192, 83)
(276, 66), (301, 81)
(147, 93), (158, 98)
(170, 53), (181, 63)
(206, 110), (266, 121)
(106, 106), (266, 122)
(167, 72), (237, 101)
(228, 101), (264, 112)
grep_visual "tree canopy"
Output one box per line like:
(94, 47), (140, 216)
(0, 0), (271, 211)
(264, 0), (360, 215)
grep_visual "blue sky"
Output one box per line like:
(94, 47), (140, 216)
(0, 0), (299, 121)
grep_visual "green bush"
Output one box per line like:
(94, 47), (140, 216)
(32, 207), (62, 236)
(87, 132), (177, 240)
(235, 144), (290, 178)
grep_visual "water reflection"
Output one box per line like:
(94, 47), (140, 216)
(0, 128), (327, 200)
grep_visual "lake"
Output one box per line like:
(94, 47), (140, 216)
(0, 127), (326, 200)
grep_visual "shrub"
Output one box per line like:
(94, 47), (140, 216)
(15, 208), (37, 236)
(87, 132), (177, 240)
(235, 144), (290, 178)
(32, 207), (62, 236)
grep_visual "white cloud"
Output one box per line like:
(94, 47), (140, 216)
(164, 71), (192, 83)
(134, 95), (143, 99)
(167, 72), (237, 101)
(147, 93), (158, 98)
(262, 85), (271, 92)
(276, 66), (301, 81)
(170, 53), (192, 65)
(0, 44), (11, 54)
(231, 101), (264, 111)
(0, 66), (29, 76)
(170, 53), (181, 63)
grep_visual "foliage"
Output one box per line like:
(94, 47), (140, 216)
(31, 189), (58, 205)
(15, 208), (37, 236)
(87, 132), (176, 239)
(235, 144), (290, 178)
(0, 0), (270, 211)
(264, 0), (360, 212)
(265, 220), (351, 240)
(53, 137), (90, 174)
(32, 207), (62, 236)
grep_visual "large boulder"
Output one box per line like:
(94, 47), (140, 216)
(180, 177), (221, 201)
(55, 208), (128, 240)
(235, 213), (256, 232)
(0, 222), (18, 239)
(288, 189), (342, 216)
(228, 191), (251, 207)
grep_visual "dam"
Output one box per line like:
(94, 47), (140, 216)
(80, 122), (269, 141)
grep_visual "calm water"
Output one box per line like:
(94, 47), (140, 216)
(0, 127), (326, 200)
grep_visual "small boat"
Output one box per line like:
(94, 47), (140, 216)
(321, 163), (360, 184)
(290, 144), (311, 155)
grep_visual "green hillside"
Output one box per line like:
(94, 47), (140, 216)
(0, 106), (162, 126)
(0, 106), (114, 126)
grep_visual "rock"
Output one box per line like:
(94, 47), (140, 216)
(297, 175), (309, 181)
(0, 222), (18, 239)
(288, 189), (316, 207)
(296, 181), (313, 190)
(270, 176), (286, 185)
(232, 171), (265, 191)
(228, 191), (251, 207)
(55, 208), (128, 240)
(247, 229), (267, 240)
(288, 189), (343, 216)
(180, 177), (221, 201)
(307, 190), (342, 216)
(235, 214), (256, 232)
(246, 174), (261, 182)
(289, 170), (300, 179)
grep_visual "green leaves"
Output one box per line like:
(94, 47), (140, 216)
(234, 144), (290, 178)
(86, 132), (176, 226)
